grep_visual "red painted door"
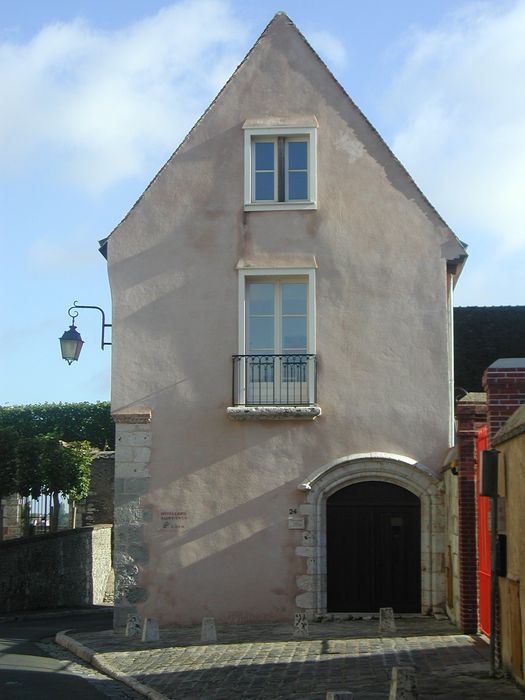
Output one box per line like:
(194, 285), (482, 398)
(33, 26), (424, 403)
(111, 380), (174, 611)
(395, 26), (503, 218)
(476, 425), (491, 636)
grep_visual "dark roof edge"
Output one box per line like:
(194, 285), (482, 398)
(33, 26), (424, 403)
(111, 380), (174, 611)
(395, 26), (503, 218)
(455, 304), (525, 310)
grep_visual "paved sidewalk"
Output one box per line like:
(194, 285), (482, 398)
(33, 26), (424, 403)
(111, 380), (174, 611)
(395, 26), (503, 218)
(56, 617), (524, 699)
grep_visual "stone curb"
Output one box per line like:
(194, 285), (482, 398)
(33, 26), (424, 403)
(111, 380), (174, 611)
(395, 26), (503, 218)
(56, 630), (169, 700)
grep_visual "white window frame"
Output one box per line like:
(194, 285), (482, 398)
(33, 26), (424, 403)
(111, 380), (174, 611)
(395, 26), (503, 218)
(244, 125), (317, 211)
(237, 267), (316, 405)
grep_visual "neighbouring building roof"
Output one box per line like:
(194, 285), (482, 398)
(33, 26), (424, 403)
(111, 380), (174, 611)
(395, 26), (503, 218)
(458, 392), (486, 404)
(454, 306), (525, 392)
(493, 403), (525, 446)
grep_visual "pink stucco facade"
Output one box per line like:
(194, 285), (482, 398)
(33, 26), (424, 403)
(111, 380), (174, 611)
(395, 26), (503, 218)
(103, 14), (466, 626)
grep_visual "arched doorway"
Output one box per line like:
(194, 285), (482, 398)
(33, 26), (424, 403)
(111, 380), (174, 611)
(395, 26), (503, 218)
(326, 481), (421, 612)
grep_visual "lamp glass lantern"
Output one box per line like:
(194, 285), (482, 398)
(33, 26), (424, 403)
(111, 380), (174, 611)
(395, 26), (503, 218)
(59, 323), (84, 364)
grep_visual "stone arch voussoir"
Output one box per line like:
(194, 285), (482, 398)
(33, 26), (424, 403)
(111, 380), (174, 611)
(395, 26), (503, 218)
(294, 453), (445, 618)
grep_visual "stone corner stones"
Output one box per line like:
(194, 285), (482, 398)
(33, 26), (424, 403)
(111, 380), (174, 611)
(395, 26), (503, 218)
(125, 613), (142, 638)
(294, 612), (309, 637)
(142, 617), (160, 642)
(379, 607), (396, 633)
(326, 693), (353, 700)
(389, 666), (418, 700)
(201, 617), (218, 643)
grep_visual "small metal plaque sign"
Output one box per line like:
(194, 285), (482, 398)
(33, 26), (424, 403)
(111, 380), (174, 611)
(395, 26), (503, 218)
(159, 510), (188, 531)
(288, 516), (305, 530)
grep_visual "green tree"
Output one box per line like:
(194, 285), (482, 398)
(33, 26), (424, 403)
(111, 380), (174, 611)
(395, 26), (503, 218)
(16, 436), (45, 500)
(0, 427), (19, 541)
(0, 402), (113, 449)
(0, 427), (19, 498)
(0, 403), (103, 534)
(40, 436), (93, 531)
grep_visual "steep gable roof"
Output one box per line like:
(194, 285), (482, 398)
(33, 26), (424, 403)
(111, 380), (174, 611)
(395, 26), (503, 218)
(99, 11), (467, 271)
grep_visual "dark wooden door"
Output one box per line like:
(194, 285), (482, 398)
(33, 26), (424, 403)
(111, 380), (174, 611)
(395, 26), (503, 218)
(327, 481), (421, 613)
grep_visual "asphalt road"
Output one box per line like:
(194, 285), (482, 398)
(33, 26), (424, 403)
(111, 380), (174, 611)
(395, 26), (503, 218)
(0, 608), (139, 699)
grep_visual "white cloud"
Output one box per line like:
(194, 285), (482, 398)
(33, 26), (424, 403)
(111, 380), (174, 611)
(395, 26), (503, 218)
(0, 0), (248, 192)
(387, 1), (525, 252)
(307, 30), (347, 69)
(29, 235), (95, 269)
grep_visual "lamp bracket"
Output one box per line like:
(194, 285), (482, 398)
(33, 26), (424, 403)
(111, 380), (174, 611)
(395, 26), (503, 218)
(68, 301), (112, 350)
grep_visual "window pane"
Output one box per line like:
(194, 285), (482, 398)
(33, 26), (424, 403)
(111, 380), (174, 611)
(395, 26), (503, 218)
(255, 141), (275, 170)
(248, 283), (274, 315)
(287, 141), (307, 170)
(282, 316), (307, 351)
(249, 317), (274, 351)
(282, 283), (307, 315)
(288, 171), (308, 200)
(255, 172), (275, 201)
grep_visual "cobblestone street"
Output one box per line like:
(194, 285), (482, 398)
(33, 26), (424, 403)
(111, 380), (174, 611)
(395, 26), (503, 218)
(57, 617), (525, 699)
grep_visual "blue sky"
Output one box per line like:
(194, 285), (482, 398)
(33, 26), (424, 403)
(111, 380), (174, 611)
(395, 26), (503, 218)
(1, 0), (524, 406)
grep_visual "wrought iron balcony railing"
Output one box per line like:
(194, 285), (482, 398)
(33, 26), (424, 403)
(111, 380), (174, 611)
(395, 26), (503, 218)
(232, 354), (317, 406)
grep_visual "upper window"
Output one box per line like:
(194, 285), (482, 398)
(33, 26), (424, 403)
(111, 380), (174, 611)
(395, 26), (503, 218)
(234, 267), (317, 407)
(252, 138), (309, 203)
(243, 120), (317, 211)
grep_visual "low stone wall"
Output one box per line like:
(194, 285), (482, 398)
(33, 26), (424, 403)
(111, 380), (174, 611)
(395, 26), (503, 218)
(82, 451), (115, 526)
(0, 524), (112, 613)
(1, 494), (22, 540)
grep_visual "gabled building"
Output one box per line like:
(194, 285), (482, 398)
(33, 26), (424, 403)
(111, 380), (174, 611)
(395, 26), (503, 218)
(100, 13), (467, 626)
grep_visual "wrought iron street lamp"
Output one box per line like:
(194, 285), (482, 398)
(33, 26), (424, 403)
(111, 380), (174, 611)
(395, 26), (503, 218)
(59, 301), (111, 364)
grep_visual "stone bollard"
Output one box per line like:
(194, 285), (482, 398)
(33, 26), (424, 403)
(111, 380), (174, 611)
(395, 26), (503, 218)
(326, 692), (353, 699)
(294, 612), (309, 638)
(389, 666), (418, 699)
(201, 617), (218, 643)
(142, 617), (160, 642)
(125, 613), (142, 639)
(379, 607), (396, 634)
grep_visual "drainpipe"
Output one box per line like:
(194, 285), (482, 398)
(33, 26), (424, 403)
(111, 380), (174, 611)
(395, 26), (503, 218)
(447, 270), (455, 447)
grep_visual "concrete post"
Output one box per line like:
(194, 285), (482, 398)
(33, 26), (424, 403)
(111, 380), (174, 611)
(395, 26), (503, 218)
(201, 617), (217, 643)
(379, 607), (396, 633)
(389, 666), (418, 699)
(142, 617), (160, 641)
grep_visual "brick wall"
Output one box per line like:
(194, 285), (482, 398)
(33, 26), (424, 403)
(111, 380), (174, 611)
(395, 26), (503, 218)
(456, 395), (487, 633)
(483, 360), (525, 442)
(484, 360), (525, 668)
(454, 360), (525, 635)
